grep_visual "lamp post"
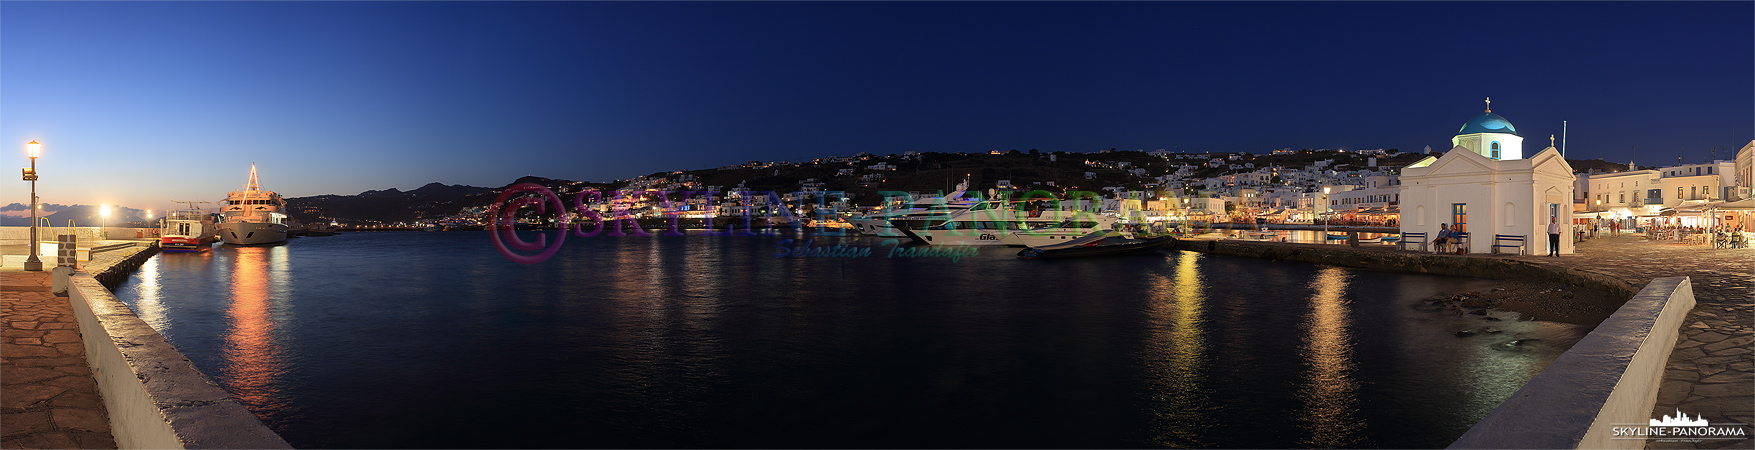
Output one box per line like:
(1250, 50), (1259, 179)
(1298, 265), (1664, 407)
(1322, 186), (1331, 241)
(22, 141), (41, 271)
(100, 204), (111, 240)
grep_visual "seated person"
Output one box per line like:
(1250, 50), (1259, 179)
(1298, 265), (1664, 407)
(1433, 223), (1452, 253)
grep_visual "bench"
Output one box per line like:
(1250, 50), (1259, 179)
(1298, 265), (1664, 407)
(1451, 232), (1470, 254)
(1491, 234), (1527, 255)
(1397, 232), (1427, 252)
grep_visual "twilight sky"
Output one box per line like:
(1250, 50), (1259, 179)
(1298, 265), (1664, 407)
(3, 1), (1751, 212)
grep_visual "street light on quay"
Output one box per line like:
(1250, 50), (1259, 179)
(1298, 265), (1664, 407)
(101, 204), (111, 239)
(1322, 186), (1332, 241)
(22, 141), (43, 271)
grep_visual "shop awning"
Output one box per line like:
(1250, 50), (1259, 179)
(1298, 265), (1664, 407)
(1713, 198), (1755, 211)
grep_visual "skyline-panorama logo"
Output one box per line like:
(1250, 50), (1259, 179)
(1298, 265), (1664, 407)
(1611, 409), (1749, 443)
(1651, 409), (1710, 427)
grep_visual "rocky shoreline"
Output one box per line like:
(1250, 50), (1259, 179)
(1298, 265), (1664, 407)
(1418, 280), (1623, 326)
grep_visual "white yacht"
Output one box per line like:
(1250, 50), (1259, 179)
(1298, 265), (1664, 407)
(217, 163), (290, 245)
(896, 200), (1118, 246)
(999, 224), (1131, 248)
(848, 181), (979, 236)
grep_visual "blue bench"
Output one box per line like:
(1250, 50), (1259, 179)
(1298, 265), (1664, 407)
(1398, 232), (1427, 252)
(1449, 232), (1471, 254)
(1492, 234), (1527, 255)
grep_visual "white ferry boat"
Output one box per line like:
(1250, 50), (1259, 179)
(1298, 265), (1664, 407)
(159, 202), (217, 251)
(896, 200), (1118, 246)
(217, 164), (290, 245)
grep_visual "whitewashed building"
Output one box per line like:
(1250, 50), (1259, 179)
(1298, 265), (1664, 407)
(1399, 103), (1577, 254)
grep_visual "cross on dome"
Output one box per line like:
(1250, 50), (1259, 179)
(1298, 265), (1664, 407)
(1485, 97), (1491, 113)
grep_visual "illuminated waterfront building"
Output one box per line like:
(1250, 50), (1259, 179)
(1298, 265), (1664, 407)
(1398, 101), (1578, 254)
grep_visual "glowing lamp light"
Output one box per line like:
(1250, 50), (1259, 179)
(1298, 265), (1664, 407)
(147, 210), (153, 219)
(101, 204), (111, 218)
(25, 140), (40, 159)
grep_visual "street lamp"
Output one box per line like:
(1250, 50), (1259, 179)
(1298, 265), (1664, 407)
(22, 141), (42, 271)
(100, 204), (111, 240)
(1322, 186), (1331, 241)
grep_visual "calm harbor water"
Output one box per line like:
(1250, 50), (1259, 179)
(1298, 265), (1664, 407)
(112, 230), (1588, 448)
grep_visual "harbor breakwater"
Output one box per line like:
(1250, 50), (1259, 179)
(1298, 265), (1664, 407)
(1168, 238), (1640, 300)
(91, 243), (158, 290)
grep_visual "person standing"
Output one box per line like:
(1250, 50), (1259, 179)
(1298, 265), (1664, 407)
(1547, 216), (1561, 256)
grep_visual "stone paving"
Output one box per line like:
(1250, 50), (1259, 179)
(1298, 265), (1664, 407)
(1504, 234), (1753, 449)
(1, 242), (149, 449)
(0, 271), (116, 449)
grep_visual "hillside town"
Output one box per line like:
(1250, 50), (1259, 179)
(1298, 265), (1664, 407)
(395, 136), (1751, 241)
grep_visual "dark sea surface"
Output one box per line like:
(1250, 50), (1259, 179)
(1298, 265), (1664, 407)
(111, 230), (1590, 448)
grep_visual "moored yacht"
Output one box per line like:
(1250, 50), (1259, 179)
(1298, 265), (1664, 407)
(999, 222), (1131, 247)
(896, 200), (1118, 246)
(217, 163), (290, 245)
(848, 180), (979, 236)
(159, 202), (218, 251)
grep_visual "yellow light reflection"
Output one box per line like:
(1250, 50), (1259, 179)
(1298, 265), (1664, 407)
(1141, 251), (1211, 447)
(223, 246), (286, 412)
(1297, 267), (1363, 447)
(132, 256), (168, 332)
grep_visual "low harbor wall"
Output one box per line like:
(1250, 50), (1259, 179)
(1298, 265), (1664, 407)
(1447, 277), (1695, 449)
(1167, 239), (1640, 299)
(1, 226), (155, 245)
(62, 271), (291, 449)
(91, 243), (160, 290)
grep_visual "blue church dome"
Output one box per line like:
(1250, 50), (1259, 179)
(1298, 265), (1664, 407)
(1458, 112), (1518, 136)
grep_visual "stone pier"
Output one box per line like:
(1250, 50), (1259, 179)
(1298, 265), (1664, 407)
(3, 241), (154, 449)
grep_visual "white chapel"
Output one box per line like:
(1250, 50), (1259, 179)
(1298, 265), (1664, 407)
(1398, 100), (1577, 254)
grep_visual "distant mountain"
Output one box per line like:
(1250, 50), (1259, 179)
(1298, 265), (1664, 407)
(2, 202), (76, 212)
(408, 182), (492, 198)
(0, 204), (147, 227)
(356, 187), (404, 198)
(284, 182), (501, 224)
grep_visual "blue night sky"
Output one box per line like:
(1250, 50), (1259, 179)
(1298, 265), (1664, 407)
(4, 1), (1751, 212)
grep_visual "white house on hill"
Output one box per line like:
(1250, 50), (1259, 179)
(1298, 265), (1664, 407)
(1399, 102), (1577, 254)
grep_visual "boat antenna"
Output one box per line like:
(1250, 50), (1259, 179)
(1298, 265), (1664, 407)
(246, 163), (260, 191)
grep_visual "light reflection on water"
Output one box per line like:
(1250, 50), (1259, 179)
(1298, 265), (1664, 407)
(132, 253), (167, 332)
(1298, 267), (1363, 447)
(1230, 229), (1397, 245)
(222, 246), (289, 414)
(112, 231), (1590, 448)
(1140, 251), (1213, 447)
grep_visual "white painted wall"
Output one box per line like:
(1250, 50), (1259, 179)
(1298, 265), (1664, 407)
(1454, 132), (1524, 160)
